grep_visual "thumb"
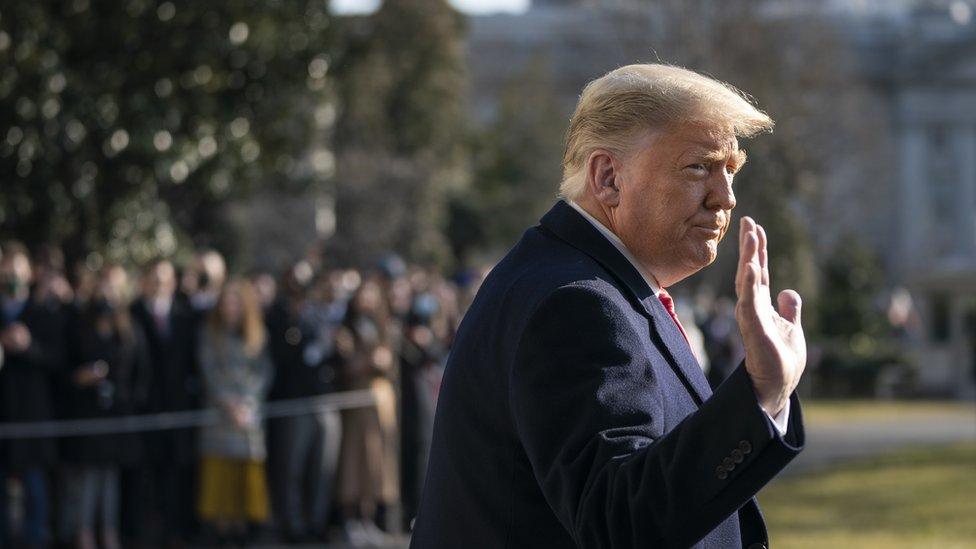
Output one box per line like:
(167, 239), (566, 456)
(777, 289), (802, 326)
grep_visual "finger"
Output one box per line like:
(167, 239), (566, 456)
(735, 219), (744, 295)
(735, 217), (756, 297)
(739, 215), (751, 249)
(777, 289), (802, 326)
(757, 223), (769, 287)
(742, 262), (759, 297)
(739, 230), (759, 303)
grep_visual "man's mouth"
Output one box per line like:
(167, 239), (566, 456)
(692, 225), (723, 237)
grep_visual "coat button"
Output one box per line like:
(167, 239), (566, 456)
(715, 466), (728, 480)
(722, 457), (735, 470)
(739, 440), (752, 454)
(747, 543), (767, 549)
(731, 449), (744, 463)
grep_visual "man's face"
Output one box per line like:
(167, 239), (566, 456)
(145, 262), (176, 300)
(0, 254), (32, 299)
(612, 123), (743, 287)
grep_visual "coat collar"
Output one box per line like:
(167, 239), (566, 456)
(538, 200), (713, 404)
(539, 200), (654, 310)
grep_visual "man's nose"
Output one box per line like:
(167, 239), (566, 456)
(706, 173), (736, 211)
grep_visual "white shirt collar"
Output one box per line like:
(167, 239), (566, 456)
(568, 200), (662, 295)
(152, 295), (172, 314)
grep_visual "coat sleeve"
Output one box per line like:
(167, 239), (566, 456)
(509, 284), (803, 548)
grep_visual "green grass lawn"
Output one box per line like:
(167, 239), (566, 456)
(800, 399), (976, 425)
(760, 443), (976, 549)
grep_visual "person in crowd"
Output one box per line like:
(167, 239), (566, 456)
(31, 245), (74, 307)
(248, 271), (277, 316)
(702, 296), (745, 389)
(196, 278), (273, 545)
(672, 291), (710, 374)
(0, 244), (9, 546)
(129, 259), (201, 547)
(398, 290), (446, 530)
(378, 255), (411, 325)
(70, 260), (98, 308)
(33, 246), (78, 548)
(335, 275), (399, 546)
(450, 265), (486, 315)
(429, 272), (462, 345)
(265, 263), (344, 543)
(0, 242), (66, 548)
(181, 249), (227, 316)
(63, 265), (150, 549)
(385, 274), (413, 326)
(0, 243), (7, 547)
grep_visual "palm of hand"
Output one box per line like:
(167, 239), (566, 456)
(734, 217), (806, 415)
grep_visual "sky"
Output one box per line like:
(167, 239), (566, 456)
(331, 0), (530, 15)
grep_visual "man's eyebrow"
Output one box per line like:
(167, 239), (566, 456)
(695, 148), (747, 167)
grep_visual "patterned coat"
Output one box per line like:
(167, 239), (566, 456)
(197, 329), (273, 461)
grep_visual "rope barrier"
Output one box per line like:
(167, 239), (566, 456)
(0, 389), (378, 440)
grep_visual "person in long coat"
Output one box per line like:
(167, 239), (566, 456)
(129, 259), (201, 545)
(336, 276), (399, 546)
(411, 65), (805, 549)
(196, 278), (273, 545)
(0, 243), (65, 548)
(63, 265), (150, 549)
(265, 266), (344, 542)
(397, 295), (445, 531)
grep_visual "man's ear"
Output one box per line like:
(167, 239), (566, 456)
(586, 149), (621, 207)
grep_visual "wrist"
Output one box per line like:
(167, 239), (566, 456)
(759, 392), (788, 418)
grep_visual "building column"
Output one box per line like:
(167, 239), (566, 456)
(898, 124), (929, 275)
(953, 124), (976, 256)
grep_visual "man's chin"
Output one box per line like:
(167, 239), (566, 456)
(669, 248), (716, 284)
(692, 243), (719, 270)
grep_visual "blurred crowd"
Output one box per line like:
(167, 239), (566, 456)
(0, 241), (484, 548)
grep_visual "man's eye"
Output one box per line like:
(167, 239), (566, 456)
(725, 164), (738, 175)
(686, 163), (708, 174)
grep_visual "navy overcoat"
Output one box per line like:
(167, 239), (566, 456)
(411, 200), (804, 548)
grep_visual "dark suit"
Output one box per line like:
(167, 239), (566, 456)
(130, 296), (201, 464)
(62, 303), (151, 466)
(0, 296), (65, 546)
(411, 200), (804, 548)
(0, 297), (65, 469)
(129, 297), (201, 544)
(265, 297), (343, 539)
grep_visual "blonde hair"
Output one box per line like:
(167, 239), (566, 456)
(208, 278), (266, 358)
(559, 64), (773, 200)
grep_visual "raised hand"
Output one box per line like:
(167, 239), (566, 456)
(734, 216), (806, 417)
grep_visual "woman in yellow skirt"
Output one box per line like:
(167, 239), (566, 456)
(196, 279), (273, 543)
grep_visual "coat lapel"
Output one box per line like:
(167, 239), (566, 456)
(538, 200), (712, 405)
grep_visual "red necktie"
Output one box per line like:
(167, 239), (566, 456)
(657, 289), (690, 344)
